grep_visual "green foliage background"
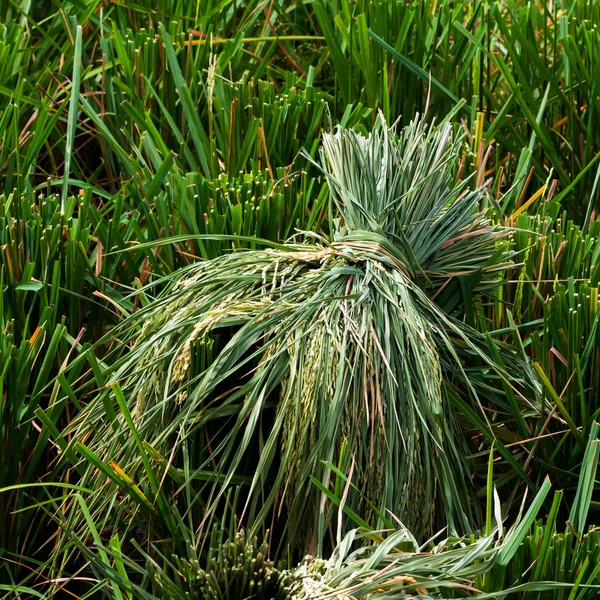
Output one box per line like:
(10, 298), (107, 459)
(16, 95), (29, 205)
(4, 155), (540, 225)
(0, 0), (599, 597)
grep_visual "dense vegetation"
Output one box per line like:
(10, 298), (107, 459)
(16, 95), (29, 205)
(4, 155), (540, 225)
(0, 0), (599, 597)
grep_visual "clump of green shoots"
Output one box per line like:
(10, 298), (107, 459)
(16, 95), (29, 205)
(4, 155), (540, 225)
(63, 116), (535, 558)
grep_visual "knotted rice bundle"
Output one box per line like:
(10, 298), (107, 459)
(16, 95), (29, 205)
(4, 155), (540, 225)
(69, 116), (527, 554)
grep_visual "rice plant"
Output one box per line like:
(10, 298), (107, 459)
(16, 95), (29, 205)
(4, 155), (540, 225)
(56, 451), (600, 600)
(1, 0), (600, 594)
(466, 208), (600, 523)
(148, 530), (300, 600)
(54, 116), (538, 565)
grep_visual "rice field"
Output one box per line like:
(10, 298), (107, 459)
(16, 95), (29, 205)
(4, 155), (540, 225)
(1, 1), (599, 598)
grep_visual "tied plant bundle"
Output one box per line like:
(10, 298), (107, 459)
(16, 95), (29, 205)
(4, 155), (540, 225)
(67, 116), (530, 555)
(147, 530), (301, 600)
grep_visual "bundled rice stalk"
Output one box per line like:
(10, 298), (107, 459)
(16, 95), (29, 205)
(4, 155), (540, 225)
(65, 115), (531, 555)
(147, 530), (300, 600)
(292, 527), (501, 600)
(50, 426), (600, 599)
(65, 463), (600, 600)
(78, 524), (502, 600)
